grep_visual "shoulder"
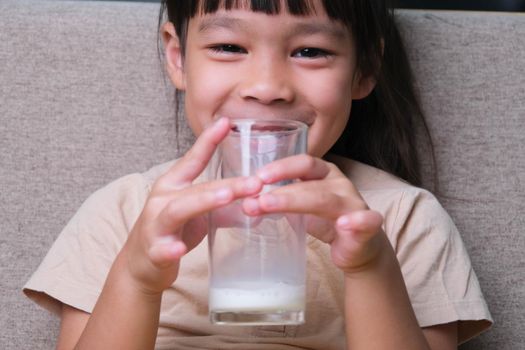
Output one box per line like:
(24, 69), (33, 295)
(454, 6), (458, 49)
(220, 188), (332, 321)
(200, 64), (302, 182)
(326, 153), (413, 193)
(74, 160), (178, 237)
(86, 160), (176, 206)
(326, 154), (446, 235)
(327, 156), (493, 338)
(22, 160), (180, 315)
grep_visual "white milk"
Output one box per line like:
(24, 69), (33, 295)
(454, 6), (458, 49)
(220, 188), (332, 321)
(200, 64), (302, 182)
(209, 281), (305, 312)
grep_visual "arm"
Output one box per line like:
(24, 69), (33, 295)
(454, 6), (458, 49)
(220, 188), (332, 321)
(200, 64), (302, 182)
(57, 267), (457, 350)
(423, 323), (458, 349)
(57, 278), (160, 350)
(63, 250), (163, 350)
(247, 155), (458, 350)
(343, 233), (429, 349)
(55, 118), (263, 349)
(343, 232), (458, 349)
(57, 306), (89, 350)
(55, 268), (162, 350)
(56, 270), (457, 350)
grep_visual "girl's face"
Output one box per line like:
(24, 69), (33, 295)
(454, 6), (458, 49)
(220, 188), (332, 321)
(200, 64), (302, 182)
(163, 3), (375, 157)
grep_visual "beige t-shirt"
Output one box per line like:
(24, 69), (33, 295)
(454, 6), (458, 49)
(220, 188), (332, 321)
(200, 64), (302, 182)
(23, 156), (492, 349)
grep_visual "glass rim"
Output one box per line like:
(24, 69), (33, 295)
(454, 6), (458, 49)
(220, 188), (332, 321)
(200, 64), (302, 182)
(228, 119), (308, 137)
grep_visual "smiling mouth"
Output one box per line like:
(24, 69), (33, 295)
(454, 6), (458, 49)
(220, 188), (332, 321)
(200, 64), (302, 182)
(229, 121), (307, 135)
(215, 114), (314, 128)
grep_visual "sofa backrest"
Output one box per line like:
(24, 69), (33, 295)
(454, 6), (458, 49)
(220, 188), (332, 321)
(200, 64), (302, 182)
(398, 10), (525, 349)
(1, 1), (523, 349)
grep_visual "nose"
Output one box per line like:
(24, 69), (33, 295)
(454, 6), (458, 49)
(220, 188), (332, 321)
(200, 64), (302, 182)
(239, 57), (295, 105)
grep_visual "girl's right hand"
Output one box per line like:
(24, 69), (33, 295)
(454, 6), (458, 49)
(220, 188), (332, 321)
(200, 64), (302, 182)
(120, 118), (263, 295)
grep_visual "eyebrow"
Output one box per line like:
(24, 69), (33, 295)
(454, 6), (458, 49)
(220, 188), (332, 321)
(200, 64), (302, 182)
(198, 17), (245, 33)
(289, 22), (348, 40)
(198, 16), (348, 40)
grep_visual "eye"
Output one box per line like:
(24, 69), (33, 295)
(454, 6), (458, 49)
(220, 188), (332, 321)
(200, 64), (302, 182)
(209, 44), (246, 54)
(293, 47), (331, 59)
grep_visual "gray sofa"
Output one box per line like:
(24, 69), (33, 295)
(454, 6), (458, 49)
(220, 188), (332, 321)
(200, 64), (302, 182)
(1, 1), (523, 349)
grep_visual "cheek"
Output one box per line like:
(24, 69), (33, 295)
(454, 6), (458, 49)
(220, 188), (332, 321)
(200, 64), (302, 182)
(304, 74), (353, 156)
(307, 112), (350, 157)
(317, 74), (353, 113)
(301, 66), (353, 113)
(183, 63), (232, 135)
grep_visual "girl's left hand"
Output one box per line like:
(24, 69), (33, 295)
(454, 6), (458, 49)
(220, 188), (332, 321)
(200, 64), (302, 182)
(242, 154), (385, 274)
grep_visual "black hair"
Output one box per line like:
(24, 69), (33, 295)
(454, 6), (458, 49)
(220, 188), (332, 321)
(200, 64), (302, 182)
(159, 0), (435, 187)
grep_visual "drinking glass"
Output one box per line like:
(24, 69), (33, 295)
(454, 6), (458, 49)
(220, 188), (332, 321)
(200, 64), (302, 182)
(208, 119), (308, 325)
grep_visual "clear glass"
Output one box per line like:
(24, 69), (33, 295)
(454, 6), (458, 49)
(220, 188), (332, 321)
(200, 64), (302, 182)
(208, 119), (308, 325)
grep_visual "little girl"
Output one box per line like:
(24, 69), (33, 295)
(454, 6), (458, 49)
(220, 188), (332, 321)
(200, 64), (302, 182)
(24, 1), (492, 349)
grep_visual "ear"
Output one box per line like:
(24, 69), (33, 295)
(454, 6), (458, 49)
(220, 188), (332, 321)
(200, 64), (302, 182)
(352, 39), (383, 100)
(161, 22), (186, 90)
(351, 71), (377, 100)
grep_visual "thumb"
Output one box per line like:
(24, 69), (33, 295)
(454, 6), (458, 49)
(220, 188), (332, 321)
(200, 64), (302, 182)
(148, 235), (188, 269)
(330, 210), (384, 271)
(336, 210), (383, 243)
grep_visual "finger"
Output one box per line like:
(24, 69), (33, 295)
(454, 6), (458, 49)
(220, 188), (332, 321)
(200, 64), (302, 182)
(305, 215), (336, 243)
(180, 216), (208, 251)
(156, 117), (231, 191)
(148, 236), (187, 268)
(330, 210), (384, 271)
(249, 180), (366, 219)
(147, 218), (207, 268)
(335, 210), (384, 244)
(154, 176), (263, 235)
(256, 154), (333, 183)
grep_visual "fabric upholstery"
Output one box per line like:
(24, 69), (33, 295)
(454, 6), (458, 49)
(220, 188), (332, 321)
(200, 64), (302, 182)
(0, 1), (523, 349)
(398, 10), (525, 349)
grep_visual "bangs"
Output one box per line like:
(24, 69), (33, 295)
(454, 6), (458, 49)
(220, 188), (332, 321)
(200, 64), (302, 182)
(195, 0), (315, 16)
(169, 0), (354, 28)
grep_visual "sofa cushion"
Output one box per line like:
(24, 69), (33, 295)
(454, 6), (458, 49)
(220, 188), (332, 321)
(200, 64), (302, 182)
(0, 1), (523, 349)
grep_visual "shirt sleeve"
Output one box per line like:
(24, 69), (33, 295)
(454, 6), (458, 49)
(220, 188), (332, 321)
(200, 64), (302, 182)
(23, 173), (150, 316)
(390, 188), (493, 343)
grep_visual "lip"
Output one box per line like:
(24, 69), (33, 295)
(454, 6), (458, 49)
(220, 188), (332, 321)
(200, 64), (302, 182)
(214, 114), (314, 128)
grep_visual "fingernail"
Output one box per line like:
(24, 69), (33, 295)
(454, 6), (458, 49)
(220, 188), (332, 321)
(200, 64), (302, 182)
(217, 116), (230, 127)
(257, 169), (272, 183)
(261, 194), (279, 209)
(244, 177), (261, 192)
(170, 241), (186, 256)
(337, 216), (351, 229)
(156, 236), (176, 246)
(207, 116), (226, 130)
(215, 188), (232, 202)
(242, 197), (260, 215)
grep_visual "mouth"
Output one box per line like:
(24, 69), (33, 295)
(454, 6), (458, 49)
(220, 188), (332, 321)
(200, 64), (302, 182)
(214, 114), (314, 128)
